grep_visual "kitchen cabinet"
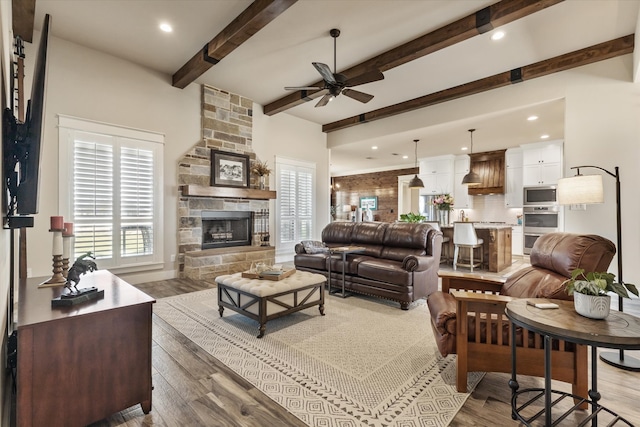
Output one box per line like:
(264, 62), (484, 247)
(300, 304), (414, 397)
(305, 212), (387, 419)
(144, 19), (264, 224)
(505, 148), (523, 207)
(512, 226), (523, 256)
(419, 155), (454, 195)
(453, 155), (473, 208)
(521, 141), (563, 186)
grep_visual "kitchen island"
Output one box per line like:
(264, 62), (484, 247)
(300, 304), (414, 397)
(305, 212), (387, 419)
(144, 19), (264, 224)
(441, 224), (512, 273)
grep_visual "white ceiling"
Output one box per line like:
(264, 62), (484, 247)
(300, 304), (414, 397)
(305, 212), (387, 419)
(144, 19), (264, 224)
(31, 0), (639, 175)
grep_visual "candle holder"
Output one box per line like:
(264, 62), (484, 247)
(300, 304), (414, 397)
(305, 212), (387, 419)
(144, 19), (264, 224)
(41, 228), (67, 286)
(62, 234), (74, 278)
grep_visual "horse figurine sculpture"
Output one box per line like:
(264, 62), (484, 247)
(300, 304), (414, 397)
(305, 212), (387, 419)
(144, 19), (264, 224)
(65, 252), (98, 293)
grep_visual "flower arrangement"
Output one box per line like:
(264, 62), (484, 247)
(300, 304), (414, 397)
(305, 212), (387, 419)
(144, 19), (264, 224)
(432, 194), (454, 211)
(564, 269), (638, 299)
(251, 159), (271, 176)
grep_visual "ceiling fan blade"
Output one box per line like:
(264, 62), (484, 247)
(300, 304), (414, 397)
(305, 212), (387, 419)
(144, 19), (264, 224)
(284, 86), (323, 91)
(315, 93), (334, 108)
(312, 62), (337, 85)
(342, 89), (374, 103)
(344, 69), (384, 87)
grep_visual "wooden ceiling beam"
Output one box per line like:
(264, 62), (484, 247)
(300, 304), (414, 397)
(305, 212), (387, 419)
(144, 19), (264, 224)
(12, 0), (36, 42)
(322, 35), (634, 133)
(263, 0), (564, 115)
(172, 0), (298, 89)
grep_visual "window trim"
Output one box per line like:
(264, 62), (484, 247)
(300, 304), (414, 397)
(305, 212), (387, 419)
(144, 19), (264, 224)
(58, 115), (165, 272)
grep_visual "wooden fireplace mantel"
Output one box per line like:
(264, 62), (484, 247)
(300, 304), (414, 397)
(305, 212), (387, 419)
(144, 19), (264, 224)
(181, 185), (277, 200)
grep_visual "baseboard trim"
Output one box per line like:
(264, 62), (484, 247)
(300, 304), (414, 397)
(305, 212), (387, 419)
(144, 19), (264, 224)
(117, 269), (177, 285)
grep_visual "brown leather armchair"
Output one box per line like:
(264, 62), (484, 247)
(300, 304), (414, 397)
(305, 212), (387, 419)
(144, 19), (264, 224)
(427, 233), (616, 395)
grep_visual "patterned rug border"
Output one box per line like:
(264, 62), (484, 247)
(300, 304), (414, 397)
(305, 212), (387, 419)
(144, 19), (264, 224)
(154, 289), (483, 427)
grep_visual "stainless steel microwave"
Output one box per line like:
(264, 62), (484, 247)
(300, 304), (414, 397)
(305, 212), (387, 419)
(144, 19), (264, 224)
(523, 186), (557, 206)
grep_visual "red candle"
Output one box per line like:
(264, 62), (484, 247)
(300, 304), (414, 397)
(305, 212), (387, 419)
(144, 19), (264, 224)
(50, 216), (64, 230)
(63, 222), (74, 236)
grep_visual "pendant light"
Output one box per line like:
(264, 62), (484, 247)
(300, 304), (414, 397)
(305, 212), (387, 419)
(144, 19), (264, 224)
(461, 129), (482, 186)
(408, 139), (424, 188)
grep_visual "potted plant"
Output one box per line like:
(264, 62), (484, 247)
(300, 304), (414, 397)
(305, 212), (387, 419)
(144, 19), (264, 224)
(563, 268), (639, 319)
(251, 160), (271, 190)
(399, 212), (425, 223)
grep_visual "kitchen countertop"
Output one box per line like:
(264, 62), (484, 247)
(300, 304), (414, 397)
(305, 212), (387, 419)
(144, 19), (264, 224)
(441, 223), (513, 229)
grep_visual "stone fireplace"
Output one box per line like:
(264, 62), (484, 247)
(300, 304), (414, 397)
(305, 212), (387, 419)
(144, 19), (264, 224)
(177, 85), (275, 280)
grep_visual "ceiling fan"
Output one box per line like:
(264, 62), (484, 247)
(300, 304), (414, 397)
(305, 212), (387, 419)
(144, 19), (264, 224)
(285, 29), (384, 107)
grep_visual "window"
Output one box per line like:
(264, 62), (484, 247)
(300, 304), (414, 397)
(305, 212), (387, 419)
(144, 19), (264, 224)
(58, 116), (164, 271)
(275, 157), (315, 261)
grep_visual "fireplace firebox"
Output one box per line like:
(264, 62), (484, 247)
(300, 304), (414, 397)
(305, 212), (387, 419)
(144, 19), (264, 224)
(202, 211), (253, 249)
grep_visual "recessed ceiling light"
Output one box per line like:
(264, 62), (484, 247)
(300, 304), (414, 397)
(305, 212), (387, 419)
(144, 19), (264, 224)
(527, 115), (538, 121)
(461, 147), (468, 151)
(540, 134), (550, 139)
(160, 23), (173, 33)
(491, 31), (505, 41)
(402, 155), (408, 159)
(365, 156), (374, 160)
(371, 146), (378, 150)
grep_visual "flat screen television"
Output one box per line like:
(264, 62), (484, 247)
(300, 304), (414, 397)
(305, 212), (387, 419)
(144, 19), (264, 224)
(2, 14), (50, 227)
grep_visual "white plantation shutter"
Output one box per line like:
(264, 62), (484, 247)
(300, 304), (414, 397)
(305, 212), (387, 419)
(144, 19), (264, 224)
(275, 157), (316, 260)
(59, 116), (164, 271)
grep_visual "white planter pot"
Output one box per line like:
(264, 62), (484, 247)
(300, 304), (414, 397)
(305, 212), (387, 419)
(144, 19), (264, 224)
(573, 292), (611, 319)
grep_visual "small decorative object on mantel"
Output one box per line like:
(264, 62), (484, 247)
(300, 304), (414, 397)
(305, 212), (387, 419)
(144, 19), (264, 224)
(52, 252), (104, 307)
(251, 159), (271, 190)
(62, 222), (74, 278)
(563, 268), (638, 319)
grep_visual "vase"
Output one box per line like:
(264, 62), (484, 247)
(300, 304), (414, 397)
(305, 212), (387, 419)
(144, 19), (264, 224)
(438, 209), (449, 226)
(259, 175), (267, 190)
(573, 292), (611, 319)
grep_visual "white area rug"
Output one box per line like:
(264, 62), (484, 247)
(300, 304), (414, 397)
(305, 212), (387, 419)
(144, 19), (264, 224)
(154, 289), (483, 427)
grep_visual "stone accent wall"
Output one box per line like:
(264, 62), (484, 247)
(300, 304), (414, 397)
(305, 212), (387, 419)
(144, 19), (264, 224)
(177, 85), (273, 278)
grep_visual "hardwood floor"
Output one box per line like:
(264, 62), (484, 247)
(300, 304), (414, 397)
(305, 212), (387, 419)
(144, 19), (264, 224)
(88, 267), (640, 427)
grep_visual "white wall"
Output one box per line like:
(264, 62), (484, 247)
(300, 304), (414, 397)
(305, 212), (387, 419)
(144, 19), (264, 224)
(23, 32), (330, 281)
(328, 56), (640, 284)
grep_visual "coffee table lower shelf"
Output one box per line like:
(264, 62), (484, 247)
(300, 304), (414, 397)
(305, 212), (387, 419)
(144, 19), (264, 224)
(512, 388), (634, 426)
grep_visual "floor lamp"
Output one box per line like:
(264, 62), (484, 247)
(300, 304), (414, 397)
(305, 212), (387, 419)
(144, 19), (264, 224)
(557, 165), (640, 371)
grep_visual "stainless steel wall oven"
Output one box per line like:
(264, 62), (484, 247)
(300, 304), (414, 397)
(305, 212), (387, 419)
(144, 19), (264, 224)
(523, 205), (561, 254)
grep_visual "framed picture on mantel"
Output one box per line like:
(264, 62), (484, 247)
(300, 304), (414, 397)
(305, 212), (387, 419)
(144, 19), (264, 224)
(211, 150), (250, 188)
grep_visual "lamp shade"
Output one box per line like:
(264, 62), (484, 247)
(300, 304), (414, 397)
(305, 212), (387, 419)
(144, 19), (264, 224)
(461, 170), (482, 186)
(409, 174), (424, 188)
(557, 174), (604, 205)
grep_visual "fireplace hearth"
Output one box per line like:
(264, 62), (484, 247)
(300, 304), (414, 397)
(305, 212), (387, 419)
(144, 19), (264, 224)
(202, 211), (253, 249)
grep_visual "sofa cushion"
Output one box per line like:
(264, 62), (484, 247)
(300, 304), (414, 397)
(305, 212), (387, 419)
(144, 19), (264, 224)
(380, 222), (430, 261)
(350, 222), (388, 257)
(321, 222), (354, 245)
(301, 240), (329, 254)
(357, 258), (412, 286)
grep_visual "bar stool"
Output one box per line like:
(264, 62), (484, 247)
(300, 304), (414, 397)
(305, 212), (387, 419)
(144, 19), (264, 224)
(453, 222), (483, 272)
(425, 221), (450, 264)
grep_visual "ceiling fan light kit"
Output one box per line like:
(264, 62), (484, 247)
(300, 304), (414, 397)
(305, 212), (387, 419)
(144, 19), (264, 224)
(462, 129), (482, 186)
(285, 29), (384, 108)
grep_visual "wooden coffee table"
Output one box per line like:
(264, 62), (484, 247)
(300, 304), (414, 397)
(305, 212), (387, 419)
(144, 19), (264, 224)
(506, 298), (640, 426)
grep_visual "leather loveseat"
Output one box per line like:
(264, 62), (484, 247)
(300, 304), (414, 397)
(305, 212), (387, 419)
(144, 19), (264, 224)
(427, 232), (616, 394)
(294, 221), (443, 310)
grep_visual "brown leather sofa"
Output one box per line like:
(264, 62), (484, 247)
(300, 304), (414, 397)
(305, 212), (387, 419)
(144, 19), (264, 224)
(428, 232), (615, 394)
(294, 221), (443, 309)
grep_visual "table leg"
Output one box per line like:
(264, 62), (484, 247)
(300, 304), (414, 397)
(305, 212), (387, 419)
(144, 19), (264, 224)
(589, 346), (601, 427)
(544, 334), (552, 426)
(328, 253), (332, 293)
(509, 321), (519, 420)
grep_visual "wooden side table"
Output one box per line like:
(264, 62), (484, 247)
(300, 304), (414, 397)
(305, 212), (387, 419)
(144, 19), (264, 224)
(327, 246), (366, 298)
(505, 298), (640, 426)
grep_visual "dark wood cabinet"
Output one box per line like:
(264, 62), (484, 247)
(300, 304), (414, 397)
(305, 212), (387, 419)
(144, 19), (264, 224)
(17, 270), (155, 427)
